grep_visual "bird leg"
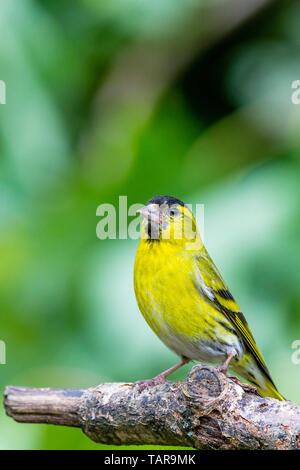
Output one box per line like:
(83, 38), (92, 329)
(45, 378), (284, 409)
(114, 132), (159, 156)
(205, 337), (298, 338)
(217, 350), (236, 375)
(217, 351), (259, 394)
(134, 357), (190, 392)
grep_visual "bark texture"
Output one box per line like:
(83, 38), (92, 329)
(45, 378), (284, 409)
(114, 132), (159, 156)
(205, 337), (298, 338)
(4, 365), (300, 449)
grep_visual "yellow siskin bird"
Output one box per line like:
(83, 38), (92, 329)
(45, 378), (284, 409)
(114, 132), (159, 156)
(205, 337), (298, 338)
(134, 195), (284, 400)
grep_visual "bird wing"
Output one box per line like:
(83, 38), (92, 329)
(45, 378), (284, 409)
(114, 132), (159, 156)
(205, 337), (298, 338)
(193, 248), (276, 387)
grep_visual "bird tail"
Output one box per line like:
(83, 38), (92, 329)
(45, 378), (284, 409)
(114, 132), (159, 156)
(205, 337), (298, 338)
(257, 379), (285, 401)
(233, 357), (285, 401)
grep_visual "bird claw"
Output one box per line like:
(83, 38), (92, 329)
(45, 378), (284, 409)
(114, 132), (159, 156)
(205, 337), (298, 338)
(214, 367), (259, 395)
(134, 375), (167, 393)
(119, 383), (135, 388)
(216, 365), (229, 376)
(227, 374), (259, 394)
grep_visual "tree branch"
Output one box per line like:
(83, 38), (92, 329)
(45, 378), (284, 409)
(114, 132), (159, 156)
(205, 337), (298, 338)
(3, 365), (300, 449)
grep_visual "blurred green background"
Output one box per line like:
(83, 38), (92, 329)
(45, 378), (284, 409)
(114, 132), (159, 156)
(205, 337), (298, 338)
(1, 0), (300, 449)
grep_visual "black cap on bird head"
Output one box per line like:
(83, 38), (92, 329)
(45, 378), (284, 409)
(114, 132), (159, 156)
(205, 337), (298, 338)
(146, 195), (185, 207)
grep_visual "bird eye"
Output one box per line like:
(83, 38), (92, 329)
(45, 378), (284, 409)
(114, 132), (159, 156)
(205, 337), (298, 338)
(170, 209), (176, 216)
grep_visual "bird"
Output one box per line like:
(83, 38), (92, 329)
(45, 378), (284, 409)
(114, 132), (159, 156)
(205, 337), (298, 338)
(134, 195), (284, 400)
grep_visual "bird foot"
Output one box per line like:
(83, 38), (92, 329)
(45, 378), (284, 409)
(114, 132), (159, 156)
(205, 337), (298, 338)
(214, 366), (259, 395)
(230, 376), (259, 393)
(215, 365), (229, 376)
(224, 373), (259, 394)
(134, 374), (167, 393)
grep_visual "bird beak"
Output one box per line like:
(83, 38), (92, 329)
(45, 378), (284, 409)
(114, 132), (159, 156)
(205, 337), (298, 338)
(137, 207), (150, 218)
(137, 204), (161, 224)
